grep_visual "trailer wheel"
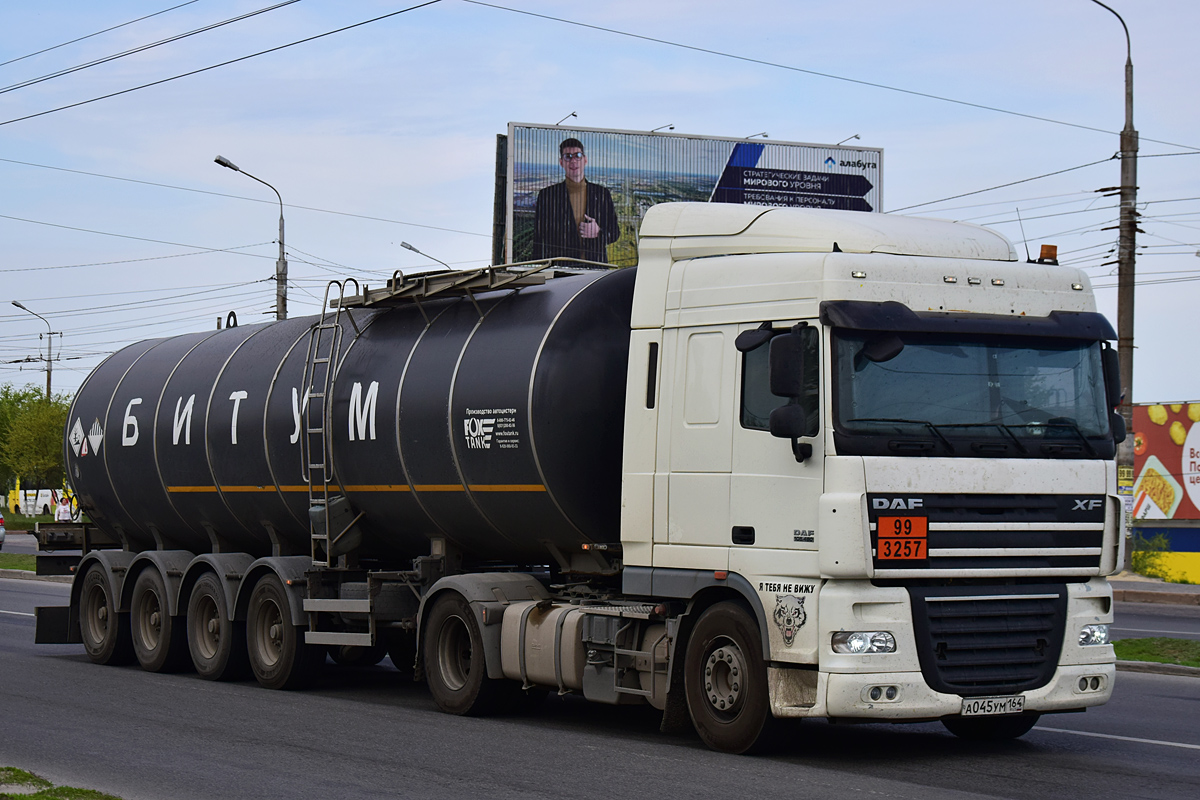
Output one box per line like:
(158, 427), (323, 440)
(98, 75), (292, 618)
(187, 572), (249, 681)
(246, 574), (321, 690)
(329, 643), (388, 667)
(424, 593), (501, 715)
(683, 602), (773, 754)
(942, 713), (1041, 740)
(79, 563), (133, 665)
(131, 568), (190, 673)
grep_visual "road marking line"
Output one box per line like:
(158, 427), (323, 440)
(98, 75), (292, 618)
(1114, 627), (1200, 636)
(0, 609), (34, 617)
(1036, 726), (1200, 750)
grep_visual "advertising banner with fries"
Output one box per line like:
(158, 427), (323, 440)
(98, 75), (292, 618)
(1132, 402), (1200, 520)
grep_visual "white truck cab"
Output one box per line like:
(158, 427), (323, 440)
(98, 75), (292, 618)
(620, 203), (1120, 741)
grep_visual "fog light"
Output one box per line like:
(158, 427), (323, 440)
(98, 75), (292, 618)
(1079, 624), (1110, 646)
(869, 686), (882, 701)
(1090, 676), (1100, 690)
(832, 631), (897, 654)
(885, 686), (897, 700)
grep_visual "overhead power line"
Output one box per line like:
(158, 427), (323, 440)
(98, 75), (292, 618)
(0, 157), (488, 238)
(465, 0), (1200, 152)
(0, 1), (201, 68)
(890, 157), (1116, 213)
(0, 1), (302, 97)
(0, 1), (444, 128)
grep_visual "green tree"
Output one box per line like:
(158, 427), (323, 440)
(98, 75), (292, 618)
(0, 383), (48, 491)
(0, 388), (71, 500)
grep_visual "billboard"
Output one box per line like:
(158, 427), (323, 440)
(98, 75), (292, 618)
(1132, 402), (1200, 520)
(504, 123), (884, 266)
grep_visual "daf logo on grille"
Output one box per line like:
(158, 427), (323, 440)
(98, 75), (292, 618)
(872, 497), (924, 510)
(1073, 499), (1103, 511)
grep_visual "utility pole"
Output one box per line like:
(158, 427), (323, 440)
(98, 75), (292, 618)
(1090, 0), (1138, 556)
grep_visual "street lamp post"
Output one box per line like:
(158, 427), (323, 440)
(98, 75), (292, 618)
(12, 301), (59, 400)
(214, 155), (288, 320)
(1089, 0), (1138, 561)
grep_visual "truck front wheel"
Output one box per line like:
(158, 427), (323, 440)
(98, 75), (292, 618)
(246, 574), (321, 689)
(684, 601), (773, 754)
(423, 593), (502, 715)
(79, 563), (133, 665)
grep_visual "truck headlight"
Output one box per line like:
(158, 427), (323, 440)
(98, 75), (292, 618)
(831, 631), (896, 654)
(1078, 624), (1110, 646)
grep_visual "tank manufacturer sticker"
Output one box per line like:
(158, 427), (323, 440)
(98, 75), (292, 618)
(464, 407), (519, 450)
(69, 418), (85, 456)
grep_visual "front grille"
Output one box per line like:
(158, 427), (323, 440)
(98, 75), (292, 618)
(868, 493), (1106, 576)
(908, 584), (1067, 696)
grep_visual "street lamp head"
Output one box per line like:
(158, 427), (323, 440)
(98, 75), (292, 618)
(214, 155), (241, 172)
(400, 242), (418, 253)
(12, 300), (27, 310)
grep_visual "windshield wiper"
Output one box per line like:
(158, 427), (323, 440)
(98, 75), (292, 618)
(848, 417), (956, 454)
(1044, 418), (1098, 456)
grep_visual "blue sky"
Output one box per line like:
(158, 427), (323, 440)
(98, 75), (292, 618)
(1, 0), (1196, 401)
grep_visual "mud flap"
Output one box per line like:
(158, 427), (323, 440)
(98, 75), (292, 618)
(35, 605), (81, 644)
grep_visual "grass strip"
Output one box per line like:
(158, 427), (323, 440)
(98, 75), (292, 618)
(0, 553), (36, 571)
(1113, 637), (1200, 668)
(0, 767), (122, 800)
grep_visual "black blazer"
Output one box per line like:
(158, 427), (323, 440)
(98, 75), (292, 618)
(532, 180), (620, 263)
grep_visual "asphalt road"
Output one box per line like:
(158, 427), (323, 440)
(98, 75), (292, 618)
(1114, 601), (1200, 642)
(2, 579), (1199, 800)
(1, 533), (40, 555)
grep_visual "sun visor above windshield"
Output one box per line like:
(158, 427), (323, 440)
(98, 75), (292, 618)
(820, 300), (1117, 340)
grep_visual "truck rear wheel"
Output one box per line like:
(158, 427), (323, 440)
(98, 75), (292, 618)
(246, 574), (321, 690)
(684, 601), (773, 754)
(131, 568), (190, 672)
(187, 572), (249, 681)
(424, 593), (502, 715)
(942, 713), (1041, 740)
(79, 563), (133, 665)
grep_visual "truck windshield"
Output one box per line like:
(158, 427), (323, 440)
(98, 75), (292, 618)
(831, 330), (1113, 458)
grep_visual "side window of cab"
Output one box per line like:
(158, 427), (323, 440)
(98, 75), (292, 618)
(740, 325), (819, 435)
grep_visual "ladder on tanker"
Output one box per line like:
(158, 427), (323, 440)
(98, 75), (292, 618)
(302, 279), (361, 568)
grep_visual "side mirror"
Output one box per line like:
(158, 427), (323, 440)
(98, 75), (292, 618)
(1110, 410), (1127, 444)
(769, 329), (807, 398)
(1101, 346), (1122, 409)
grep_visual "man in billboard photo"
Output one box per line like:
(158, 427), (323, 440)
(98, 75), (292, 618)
(533, 138), (620, 263)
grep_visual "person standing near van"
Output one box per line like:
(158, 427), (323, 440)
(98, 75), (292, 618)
(55, 496), (72, 522)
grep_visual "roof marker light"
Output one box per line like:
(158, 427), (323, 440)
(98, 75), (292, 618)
(991, 278), (1005, 286)
(851, 271), (866, 279)
(943, 276), (958, 284)
(968, 277), (981, 285)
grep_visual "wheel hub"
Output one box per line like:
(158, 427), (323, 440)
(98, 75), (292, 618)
(704, 644), (745, 712)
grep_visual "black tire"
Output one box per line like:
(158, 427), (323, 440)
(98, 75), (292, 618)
(78, 563), (134, 665)
(328, 643), (388, 667)
(683, 601), (774, 754)
(423, 593), (503, 715)
(942, 713), (1041, 741)
(187, 572), (250, 681)
(246, 573), (322, 690)
(131, 568), (190, 673)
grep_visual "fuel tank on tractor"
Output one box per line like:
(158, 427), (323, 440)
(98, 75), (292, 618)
(64, 267), (635, 563)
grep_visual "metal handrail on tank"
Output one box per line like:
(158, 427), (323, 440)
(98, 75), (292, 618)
(336, 257), (612, 322)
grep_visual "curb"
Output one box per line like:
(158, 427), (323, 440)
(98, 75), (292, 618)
(1116, 660), (1200, 678)
(1113, 588), (1200, 606)
(0, 568), (71, 584)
